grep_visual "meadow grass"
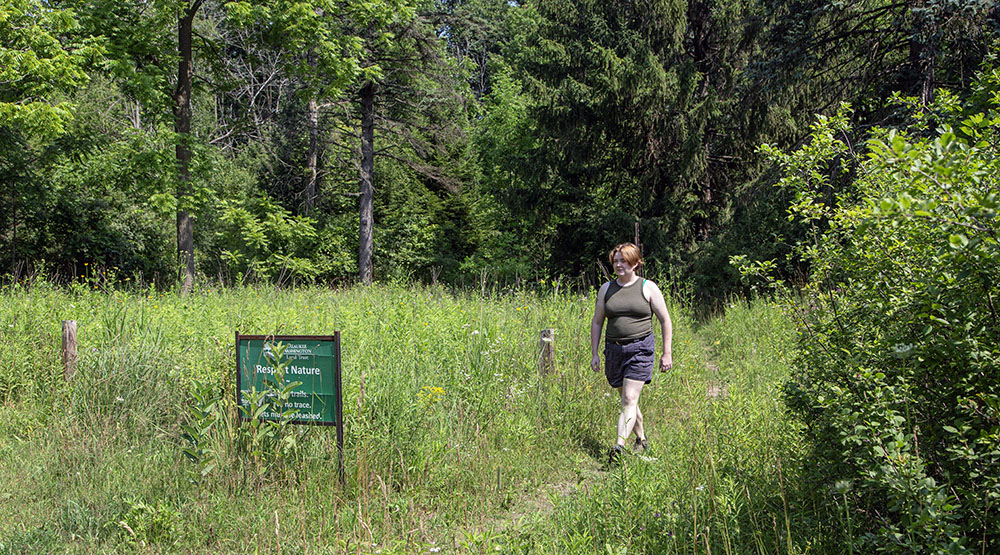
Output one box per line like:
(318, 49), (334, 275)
(0, 280), (842, 553)
(504, 299), (843, 554)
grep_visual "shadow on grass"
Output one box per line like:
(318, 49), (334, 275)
(576, 429), (607, 463)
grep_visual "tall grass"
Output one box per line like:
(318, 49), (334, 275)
(509, 299), (843, 554)
(0, 280), (841, 553)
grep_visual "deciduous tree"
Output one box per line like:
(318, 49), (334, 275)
(0, 0), (102, 275)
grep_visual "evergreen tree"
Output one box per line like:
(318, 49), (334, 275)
(489, 0), (761, 279)
(348, 2), (472, 284)
(755, 0), (1000, 121)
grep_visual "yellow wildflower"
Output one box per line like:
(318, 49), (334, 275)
(417, 386), (445, 408)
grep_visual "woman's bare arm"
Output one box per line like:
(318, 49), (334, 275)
(591, 282), (610, 372)
(645, 281), (673, 372)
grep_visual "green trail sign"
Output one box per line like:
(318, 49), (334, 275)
(236, 332), (343, 427)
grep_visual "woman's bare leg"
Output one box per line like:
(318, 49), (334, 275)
(615, 385), (646, 441)
(616, 378), (645, 446)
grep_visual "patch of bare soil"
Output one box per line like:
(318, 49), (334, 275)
(705, 355), (727, 399)
(507, 459), (604, 524)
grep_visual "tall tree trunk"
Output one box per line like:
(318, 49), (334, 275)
(174, 1), (202, 294)
(132, 100), (141, 130)
(908, 36), (935, 108)
(305, 94), (319, 214)
(909, 0), (936, 108)
(358, 81), (375, 285)
(920, 43), (935, 107)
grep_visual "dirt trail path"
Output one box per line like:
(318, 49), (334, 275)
(501, 457), (604, 526)
(705, 356), (727, 399)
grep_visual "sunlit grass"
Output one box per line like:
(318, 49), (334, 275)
(0, 281), (840, 553)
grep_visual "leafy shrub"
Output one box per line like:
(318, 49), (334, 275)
(743, 65), (1000, 552)
(182, 341), (310, 485)
(110, 497), (180, 547)
(212, 195), (323, 284)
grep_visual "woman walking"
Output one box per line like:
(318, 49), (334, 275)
(590, 243), (673, 462)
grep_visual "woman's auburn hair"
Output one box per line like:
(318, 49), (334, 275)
(609, 243), (642, 267)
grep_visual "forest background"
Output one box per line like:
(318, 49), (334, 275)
(4, 0), (997, 298)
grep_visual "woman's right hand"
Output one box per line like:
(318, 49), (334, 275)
(591, 355), (601, 373)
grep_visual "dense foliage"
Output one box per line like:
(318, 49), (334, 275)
(3, 0), (998, 293)
(741, 66), (1000, 551)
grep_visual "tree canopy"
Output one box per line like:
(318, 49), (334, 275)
(1, 0), (998, 292)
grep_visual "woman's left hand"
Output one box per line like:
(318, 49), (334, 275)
(659, 353), (673, 373)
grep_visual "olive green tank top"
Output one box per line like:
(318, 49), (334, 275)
(604, 278), (653, 341)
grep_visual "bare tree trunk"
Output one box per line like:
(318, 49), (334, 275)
(305, 94), (319, 214)
(909, 36), (935, 108)
(132, 100), (141, 130)
(358, 81), (375, 285)
(175, 1), (202, 295)
(920, 46), (935, 107)
(909, 0), (936, 108)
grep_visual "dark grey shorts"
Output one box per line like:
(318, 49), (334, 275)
(604, 333), (655, 388)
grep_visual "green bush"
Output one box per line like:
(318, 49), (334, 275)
(212, 195), (323, 284)
(747, 65), (1000, 552)
(107, 496), (180, 547)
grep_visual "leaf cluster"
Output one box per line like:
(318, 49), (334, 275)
(760, 63), (1000, 551)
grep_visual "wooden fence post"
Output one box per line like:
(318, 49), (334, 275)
(539, 328), (555, 374)
(62, 320), (77, 381)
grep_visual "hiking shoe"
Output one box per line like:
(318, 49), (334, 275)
(633, 437), (650, 454)
(608, 444), (626, 466)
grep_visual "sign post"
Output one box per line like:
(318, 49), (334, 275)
(236, 332), (344, 481)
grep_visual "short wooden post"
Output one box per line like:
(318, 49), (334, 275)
(62, 320), (78, 381)
(539, 328), (555, 374)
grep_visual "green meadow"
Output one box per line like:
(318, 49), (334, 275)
(0, 280), (840, 553)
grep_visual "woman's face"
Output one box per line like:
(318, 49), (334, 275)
(612, 252), (636, 276)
